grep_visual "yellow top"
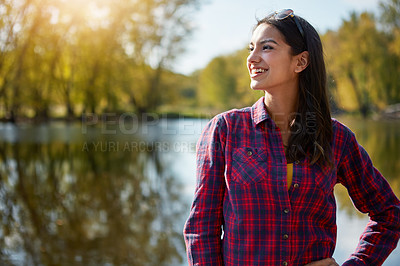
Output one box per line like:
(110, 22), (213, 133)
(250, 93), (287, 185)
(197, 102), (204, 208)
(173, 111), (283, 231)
(287, 163), (293, 190)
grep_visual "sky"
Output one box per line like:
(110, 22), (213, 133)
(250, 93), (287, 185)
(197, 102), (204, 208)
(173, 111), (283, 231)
(172, 0), (381, 75)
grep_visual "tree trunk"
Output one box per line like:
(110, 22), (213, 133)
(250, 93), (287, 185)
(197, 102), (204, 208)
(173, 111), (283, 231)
(347, 71), (369, 117)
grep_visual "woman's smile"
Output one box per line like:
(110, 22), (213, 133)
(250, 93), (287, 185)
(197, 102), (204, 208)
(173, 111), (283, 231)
(249, 67), (268, 78)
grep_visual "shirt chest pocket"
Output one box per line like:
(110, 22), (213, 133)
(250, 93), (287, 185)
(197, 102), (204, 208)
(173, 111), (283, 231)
(231, 147), (270, 185)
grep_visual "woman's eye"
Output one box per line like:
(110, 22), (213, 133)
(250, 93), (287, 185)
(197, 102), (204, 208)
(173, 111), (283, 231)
(247, 45), (272, 52)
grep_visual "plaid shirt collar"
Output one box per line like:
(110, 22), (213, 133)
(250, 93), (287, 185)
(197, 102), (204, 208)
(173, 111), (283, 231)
(251, 96), (271, 126)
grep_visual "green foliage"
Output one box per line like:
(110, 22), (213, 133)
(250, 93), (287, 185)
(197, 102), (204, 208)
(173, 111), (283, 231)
(197, 49), (261, 112)
(379, 0), (400, 104)
(225, 48), (263, 108)
(1, 0), (400, 119)
(379, 0), (400, 31)
(324, 12), (386, 115)
(0, 0), (200, 120)
(198, 56), (235, 109)
(322, 3), (400, 116)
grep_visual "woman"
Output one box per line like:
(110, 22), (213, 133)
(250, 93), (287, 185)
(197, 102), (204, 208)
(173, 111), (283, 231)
(183, 9), (400, 266)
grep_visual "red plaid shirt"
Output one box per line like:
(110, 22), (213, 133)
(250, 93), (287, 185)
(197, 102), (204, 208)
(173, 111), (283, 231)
(183, 97), (400, 266)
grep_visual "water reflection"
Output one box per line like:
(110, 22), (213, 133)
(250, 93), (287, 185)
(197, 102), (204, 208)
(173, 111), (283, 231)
(0, 117), (399, 265)
(0, 125), (187, 266)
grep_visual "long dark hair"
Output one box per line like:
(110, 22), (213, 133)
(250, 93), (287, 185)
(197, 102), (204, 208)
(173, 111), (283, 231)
(256, 12), (333, 167)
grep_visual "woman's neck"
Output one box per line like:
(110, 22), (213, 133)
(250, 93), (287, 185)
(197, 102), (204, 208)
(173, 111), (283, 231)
(264, 91), (298, 146)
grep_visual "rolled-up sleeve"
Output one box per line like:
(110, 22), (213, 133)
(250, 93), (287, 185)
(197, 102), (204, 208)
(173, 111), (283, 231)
(183, 115), (227, 265)
(337, 130), (400, 265)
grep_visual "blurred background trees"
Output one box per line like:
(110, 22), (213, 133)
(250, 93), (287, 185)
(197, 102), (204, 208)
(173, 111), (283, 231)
(0, 0), (199, 121)
(323, 0), (400, 116)
(0, 0), (399, 121)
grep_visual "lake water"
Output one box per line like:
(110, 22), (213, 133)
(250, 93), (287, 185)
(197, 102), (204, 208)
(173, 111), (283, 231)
(0, 116), (399, 265)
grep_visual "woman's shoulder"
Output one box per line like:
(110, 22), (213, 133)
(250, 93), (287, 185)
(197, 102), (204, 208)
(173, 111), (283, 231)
(222, 106), (253, 118)
(331, 118), (356, 142)
(215, 97), (264, 122)
(332, 118), (348, 130)
(209, 106), (253, 124)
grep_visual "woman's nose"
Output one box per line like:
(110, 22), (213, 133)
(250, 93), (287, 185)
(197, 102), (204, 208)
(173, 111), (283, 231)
(247, 50), (260, 63)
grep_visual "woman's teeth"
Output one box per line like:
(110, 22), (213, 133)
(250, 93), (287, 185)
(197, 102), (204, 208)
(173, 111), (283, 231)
(253, 68), (266, 74)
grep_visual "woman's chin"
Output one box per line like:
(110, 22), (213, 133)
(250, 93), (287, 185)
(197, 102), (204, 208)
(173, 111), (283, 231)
(250, 80), (267, 91)
(250, 84), (266, 91)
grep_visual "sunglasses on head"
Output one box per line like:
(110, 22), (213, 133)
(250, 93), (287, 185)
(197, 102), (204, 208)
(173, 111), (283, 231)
(269, 9), (305, 40)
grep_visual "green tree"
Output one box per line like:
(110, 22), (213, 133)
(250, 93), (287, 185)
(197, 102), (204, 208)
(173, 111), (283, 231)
(0, 0), (49, 121)
(0, 0), (200, 121)
(198, 56), (236, 110)
(196, 48), (263, 113)
(323, 12), (390, 116)
(226, 48), (262, 108)
(122, 0), (200, 114)
(379, 0), (400, 104)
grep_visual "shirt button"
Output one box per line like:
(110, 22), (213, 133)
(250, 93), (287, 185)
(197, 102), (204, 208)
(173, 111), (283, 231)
(283, 208), (289, 214)
(283, 261), (288, 266)
(247, 150), (253, 156)
(283, 234), (289, 240)
(293, 183), (299, 188)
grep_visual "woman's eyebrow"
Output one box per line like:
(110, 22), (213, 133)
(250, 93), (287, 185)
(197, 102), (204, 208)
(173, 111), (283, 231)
(260, 38), (278, 45)
(249, 38), (279, 46)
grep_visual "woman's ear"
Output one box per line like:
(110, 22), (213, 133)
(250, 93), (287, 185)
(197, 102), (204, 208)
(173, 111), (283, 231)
(294, 51), (309, 73)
